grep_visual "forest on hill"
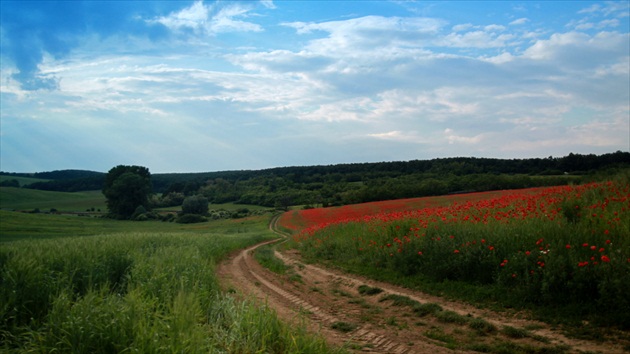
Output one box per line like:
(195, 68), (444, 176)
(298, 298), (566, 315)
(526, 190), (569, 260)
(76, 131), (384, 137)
(2, 151), (629, 208)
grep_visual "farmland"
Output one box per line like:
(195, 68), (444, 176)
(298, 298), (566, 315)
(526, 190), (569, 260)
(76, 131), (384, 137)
(281, 175), (630, 330)
(2, 165), (629, 353)
(0, 211), (343, 353)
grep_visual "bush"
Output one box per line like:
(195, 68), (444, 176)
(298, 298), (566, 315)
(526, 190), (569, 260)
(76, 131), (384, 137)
(181, 195), (209, 215)
(176, 214), (207, 224)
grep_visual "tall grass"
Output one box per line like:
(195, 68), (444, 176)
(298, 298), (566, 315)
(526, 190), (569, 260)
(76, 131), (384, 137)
(289, 177), (630, 328)
(0, 230), (344, 353)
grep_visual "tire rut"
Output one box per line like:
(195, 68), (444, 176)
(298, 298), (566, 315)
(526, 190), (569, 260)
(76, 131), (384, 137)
(217, 215), (627, 354)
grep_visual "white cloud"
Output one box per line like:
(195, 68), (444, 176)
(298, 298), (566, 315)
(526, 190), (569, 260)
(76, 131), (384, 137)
(509, 18), (529, 26)
(149, 1), (263, 35)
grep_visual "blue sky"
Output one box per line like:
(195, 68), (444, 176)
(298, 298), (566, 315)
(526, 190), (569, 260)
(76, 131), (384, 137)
(1, 1), (628, 173)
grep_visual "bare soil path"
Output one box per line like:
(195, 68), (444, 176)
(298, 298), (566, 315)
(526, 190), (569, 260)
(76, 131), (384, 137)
(216, 215), (627, 353)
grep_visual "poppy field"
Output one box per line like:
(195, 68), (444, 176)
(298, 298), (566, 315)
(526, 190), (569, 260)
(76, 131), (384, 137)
(281, 176), (630, 328)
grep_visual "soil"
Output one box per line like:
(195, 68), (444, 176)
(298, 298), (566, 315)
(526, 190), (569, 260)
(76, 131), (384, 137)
(216, 221), (628, 353)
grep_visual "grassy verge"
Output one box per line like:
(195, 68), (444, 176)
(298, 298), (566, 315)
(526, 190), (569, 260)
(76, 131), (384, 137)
(0, 212), (345, 353)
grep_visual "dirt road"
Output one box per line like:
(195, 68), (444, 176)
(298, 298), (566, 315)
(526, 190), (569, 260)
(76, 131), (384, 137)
(216, 216), (627, 353)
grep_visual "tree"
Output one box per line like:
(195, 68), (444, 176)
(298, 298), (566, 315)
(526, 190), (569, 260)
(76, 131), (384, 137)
(181, 195), (209, 215)
(103, 165), (152, 219)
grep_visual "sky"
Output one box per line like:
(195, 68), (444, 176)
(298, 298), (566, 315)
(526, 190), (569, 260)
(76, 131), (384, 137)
(1, 1), (629, 173)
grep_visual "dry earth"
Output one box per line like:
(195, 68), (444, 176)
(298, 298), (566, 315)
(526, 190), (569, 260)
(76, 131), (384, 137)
(216, 219), (628, 354)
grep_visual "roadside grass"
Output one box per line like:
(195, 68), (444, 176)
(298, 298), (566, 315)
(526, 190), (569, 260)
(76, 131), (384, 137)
(0, 212), (346, 353)
(357, 284), (383, 296)
(254, 244), (289, 275)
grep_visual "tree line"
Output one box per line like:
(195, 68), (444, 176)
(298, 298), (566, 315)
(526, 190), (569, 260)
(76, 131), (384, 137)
(2, 151), (629, 215)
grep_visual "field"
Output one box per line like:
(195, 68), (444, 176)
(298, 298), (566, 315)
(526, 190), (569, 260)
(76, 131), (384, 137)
(0, 211), (343, 353)
(280, 176), (630, 329)
(0, 187), (106, 212)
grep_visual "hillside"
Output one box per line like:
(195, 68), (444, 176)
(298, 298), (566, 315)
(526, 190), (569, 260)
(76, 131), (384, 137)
(2, 151), (629, 208)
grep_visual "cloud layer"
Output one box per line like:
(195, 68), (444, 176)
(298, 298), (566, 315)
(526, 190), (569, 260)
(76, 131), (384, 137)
(1, 1), (628, 172)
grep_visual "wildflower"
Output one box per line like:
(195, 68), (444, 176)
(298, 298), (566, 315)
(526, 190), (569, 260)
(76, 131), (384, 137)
(488, 246), (494, 251)
(601, 255), (611, 263)
(454, 249), (460, 254)
(582, 243), (589, 247)
(605, 239), (611, 244)
(417, 251), (423, 256)
(565, 244), (571, 249)
(525, 251), (531, 256)
(511, 273), (517, 278)
(590, 245), (597, 251)
(599, 248), (605, 253)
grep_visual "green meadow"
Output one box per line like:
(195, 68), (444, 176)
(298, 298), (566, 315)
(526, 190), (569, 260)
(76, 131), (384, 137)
(0, 187), (106, 212)
(0, 192), (344, 353)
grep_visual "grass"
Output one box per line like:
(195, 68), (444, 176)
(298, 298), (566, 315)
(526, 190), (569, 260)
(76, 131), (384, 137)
(357, 284), (383, 296)
(331, 321), (357, 333)
(0, 211), (346, 353)
(0, 187), (107, 212)
(254, 243), (288, 275)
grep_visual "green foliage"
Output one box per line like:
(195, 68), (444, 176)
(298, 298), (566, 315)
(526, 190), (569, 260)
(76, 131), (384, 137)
(181, 194), (209, 215)
(254, 244), (289, 275)
(102, 165), (152, 219)
(357, 284), (383, 296)
(176, 213), (208, 224)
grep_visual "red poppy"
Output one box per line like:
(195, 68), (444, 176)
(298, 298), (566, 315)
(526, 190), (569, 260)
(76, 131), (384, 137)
(601, 255), (611, 263)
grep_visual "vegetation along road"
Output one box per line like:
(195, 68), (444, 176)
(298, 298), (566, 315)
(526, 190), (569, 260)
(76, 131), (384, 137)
(217, 213), (628, 353)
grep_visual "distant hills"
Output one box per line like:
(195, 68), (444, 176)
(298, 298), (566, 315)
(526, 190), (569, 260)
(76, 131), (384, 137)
(2, 151), (629, 207)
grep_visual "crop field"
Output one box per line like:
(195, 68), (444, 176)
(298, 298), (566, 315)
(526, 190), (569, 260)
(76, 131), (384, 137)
(0, 212), (342, 353)
(0, 187), (107, 212)
(282, 177), (630, 329)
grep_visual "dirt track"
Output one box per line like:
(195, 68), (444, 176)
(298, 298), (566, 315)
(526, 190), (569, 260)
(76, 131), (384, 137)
(216, 216), (627, 353)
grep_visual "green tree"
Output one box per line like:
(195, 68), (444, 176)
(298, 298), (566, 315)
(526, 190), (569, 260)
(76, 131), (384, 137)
(181, 195), (209, 215)
(102, 165), (152, 219)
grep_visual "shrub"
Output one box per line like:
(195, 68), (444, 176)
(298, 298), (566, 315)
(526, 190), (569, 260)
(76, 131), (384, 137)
(181, 195), (209, 215)
(176, 214), (207, 224)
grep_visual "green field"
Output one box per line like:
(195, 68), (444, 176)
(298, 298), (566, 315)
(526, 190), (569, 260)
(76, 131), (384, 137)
(0, 175), (49, 187)
(0, 209), (343, 353)
(0, 187), (106, 212)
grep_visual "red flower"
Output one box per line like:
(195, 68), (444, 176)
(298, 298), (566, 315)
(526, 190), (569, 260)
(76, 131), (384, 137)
(488, 246), (494, 251)
(582, 243), (589, 247)
(525, 251), (531, 256)
(590, 245), (597, 251)
(601, 255), (611, 263)
(454, 249), (460, 254)
(565, 244), (571, 249)
(599, 248), (605, 253)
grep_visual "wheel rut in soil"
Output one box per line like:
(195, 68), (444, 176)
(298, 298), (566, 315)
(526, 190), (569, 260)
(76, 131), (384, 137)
(216, 216), (627, 354)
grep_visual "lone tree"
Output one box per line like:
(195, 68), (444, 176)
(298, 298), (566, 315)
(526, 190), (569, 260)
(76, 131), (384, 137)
(181, 195), (209, 215)
(103, 165), (152, 219)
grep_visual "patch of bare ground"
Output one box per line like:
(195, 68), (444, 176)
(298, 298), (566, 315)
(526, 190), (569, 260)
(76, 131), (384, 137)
(216, 221), (628, 353)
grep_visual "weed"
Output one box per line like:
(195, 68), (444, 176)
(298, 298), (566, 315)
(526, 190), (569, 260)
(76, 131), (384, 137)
(412, 302), (443, 317)
(357, 284), (384, 295)
(331, 321), (357, 333)
(468, 317), (497, 335)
